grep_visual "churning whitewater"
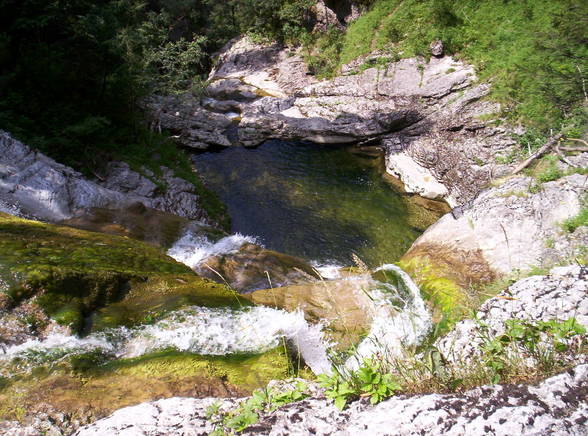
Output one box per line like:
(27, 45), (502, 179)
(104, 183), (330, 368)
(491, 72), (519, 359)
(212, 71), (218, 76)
(1, 232), (432, 377)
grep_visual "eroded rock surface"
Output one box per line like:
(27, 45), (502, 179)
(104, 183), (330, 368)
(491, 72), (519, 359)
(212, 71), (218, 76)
(147, 36), (517, 205)
(405, 173), (588, 280)
(0, 131), (211, 224)
(437, 265), (588, 363)
(69, 365), (588, 436)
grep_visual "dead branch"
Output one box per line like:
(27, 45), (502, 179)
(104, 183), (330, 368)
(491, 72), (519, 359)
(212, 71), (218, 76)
(567, 138), (588, 147)
(560, 146), (588, 152)
(512, 134), (562, 174)
(555, 145), (578, 167)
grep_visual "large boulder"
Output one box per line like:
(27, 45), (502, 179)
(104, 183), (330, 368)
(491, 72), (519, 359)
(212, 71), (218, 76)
(245, 275), (375, 347)
(195, 243), (322, 293)
(0, 131), (217, 226)
(404, 174), (588, 288)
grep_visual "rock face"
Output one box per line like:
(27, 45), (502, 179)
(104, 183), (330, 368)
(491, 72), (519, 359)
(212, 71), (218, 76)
(0, 131), (210, 224)
(437, 265), (588, 363)
(405, 173), (588, 281)
(0, 130), (127, 221)
(147, 36), (516, 206)
(70, 364), (588, 436)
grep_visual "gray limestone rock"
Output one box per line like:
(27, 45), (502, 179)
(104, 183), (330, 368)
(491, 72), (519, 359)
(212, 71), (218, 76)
(0, 131), (211, 224)
(72, 365), (588, 436)
(0, 130), (127, 221)
(147, 36), (517, 205)
(407, 174), (588, 276)
(437, 265), (588, 363)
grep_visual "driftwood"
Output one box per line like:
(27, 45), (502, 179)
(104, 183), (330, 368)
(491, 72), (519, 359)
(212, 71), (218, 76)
(510, 135), (588, 175)
(555, 145), (578, 168)
(512, 134), (563, 174)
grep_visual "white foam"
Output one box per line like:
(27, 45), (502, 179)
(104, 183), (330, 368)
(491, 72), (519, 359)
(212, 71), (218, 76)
(1, 306), (333, 375)
(1, 264), (431, 377)
(345, 264), (432, 370)
(167, 231), (258, 269)
(311, 261), (344, 280)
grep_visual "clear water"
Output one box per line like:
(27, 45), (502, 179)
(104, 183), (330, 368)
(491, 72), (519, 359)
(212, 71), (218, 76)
(192, 140), (440, 268)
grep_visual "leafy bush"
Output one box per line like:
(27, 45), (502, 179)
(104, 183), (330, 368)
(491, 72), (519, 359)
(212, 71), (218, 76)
(206, 381), (309, 434)
(562, 196), (588, 233)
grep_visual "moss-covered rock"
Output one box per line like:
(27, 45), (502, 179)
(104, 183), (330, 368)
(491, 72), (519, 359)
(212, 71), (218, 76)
(0, 212), (246, 336)
(0, 348), (290, 424)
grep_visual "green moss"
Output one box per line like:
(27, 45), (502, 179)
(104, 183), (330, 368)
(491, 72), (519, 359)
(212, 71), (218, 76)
(100, 348), (290, 390)
(91, 274), (249, 331)
(0, 213), (246, 331)
(0, 348), (291, 423)
(398, 256), (471, 326)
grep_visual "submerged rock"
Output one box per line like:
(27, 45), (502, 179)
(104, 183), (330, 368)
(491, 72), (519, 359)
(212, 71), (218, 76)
(71, 364), (588, 436)
(196, 243), (322, 293)
(245, 275), (375, 348)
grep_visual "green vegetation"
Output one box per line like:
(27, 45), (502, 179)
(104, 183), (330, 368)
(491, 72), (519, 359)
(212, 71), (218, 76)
(562, 195), (588, 233)
(316, 317), (586, 411)
(207, 380), (309, 434)
(319, 359), (401, 410)
(0, 213), (245, 332)
(0, 348), (291, 422)
(306, 0), (587, 130)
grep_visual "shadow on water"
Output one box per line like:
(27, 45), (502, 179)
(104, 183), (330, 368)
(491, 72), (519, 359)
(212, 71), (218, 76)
(191, 140), (443, 268)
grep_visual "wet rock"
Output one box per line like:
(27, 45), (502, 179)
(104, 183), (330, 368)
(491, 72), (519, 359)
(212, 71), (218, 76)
(0, 131), (213, 225)
(196, 243), (321, 293)
(405, 174), (588, 281)
(436, 265), (588, 363)
(245, 275), (375, 347)
(73, 364), (588, 435)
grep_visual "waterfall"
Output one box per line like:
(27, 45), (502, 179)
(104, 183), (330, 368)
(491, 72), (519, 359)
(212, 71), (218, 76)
(344, 264), (432, 371)
(0, 306), (332, 376)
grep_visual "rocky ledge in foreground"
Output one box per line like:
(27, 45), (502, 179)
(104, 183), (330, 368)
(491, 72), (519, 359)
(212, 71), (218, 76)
(58, 363), (587, 436)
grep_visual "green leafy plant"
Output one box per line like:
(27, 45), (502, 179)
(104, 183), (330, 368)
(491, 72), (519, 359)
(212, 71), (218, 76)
(207, 381), (309, 434)
(318, 359), (401, 410)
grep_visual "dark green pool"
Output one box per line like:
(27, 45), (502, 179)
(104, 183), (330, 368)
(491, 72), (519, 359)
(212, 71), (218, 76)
(191, 140), (443, 268)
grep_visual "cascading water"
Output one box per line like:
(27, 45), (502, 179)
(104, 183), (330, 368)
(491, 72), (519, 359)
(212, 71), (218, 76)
(344, 264), (432, 370)
(167, 230), (258, 269)
(1, 306), (332, 375)
(1, 141), (439, 383)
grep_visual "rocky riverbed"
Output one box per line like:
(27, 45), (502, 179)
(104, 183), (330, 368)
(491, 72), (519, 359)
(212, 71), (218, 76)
(1, 4), (587, 434)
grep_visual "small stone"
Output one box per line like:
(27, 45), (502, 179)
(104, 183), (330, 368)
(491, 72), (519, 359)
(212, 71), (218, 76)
(430, 40), (444, 57)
